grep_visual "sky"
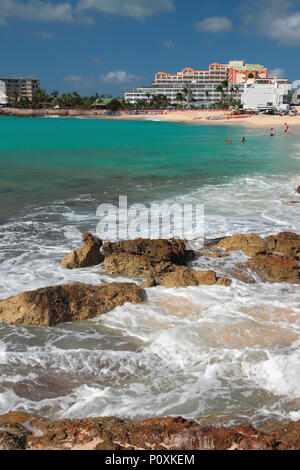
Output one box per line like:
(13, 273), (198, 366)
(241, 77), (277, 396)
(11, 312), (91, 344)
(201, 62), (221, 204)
(1, 0), (300, 96)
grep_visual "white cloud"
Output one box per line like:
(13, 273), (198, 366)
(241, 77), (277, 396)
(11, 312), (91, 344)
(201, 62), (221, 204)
(162, 39), (175, 48)
(92, 56), (103, 65)
(77, 0), (175, 21)
(100, 70), (142, 84)
(63, 71), (143, 90)
(269, 68), (285, 78)
(292, 80), (300, 90)
(0, 0), (93, 26)
(195, 16), (232, 34)
(34, 30), (54, 39)
(241, 0), (300, 45)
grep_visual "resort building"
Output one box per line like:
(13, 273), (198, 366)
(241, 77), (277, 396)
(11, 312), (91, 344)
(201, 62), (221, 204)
(241, 78), (292, 112)
(228, 60), (268, 84)
(124, 60), (268, 106)
(0, 80), (8, 105)
(0, 78), (40, 101)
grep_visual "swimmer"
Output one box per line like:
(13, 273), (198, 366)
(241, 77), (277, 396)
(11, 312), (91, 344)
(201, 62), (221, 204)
(270, 128), (275, 136)
(241, 137), (245, 143)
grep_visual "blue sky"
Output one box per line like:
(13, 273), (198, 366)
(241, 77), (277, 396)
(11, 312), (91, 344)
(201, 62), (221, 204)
(1, 0), (300, 96)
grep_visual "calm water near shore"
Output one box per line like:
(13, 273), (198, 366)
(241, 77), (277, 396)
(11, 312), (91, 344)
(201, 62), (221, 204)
(0, 116), (300, 426)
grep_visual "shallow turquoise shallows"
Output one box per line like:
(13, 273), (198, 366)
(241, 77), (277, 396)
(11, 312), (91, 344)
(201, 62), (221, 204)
(0, 116), (299, 219)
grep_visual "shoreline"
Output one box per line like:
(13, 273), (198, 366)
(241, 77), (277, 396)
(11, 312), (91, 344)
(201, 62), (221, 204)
(1, 410), (300, 450)
(2, 107), (300, 129)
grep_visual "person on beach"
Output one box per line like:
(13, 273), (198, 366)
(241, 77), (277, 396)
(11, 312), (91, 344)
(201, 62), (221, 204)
(285, 123), (291, 135)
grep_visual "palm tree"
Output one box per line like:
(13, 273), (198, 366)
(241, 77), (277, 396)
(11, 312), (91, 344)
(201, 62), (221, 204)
(9, 92), (20, 107)
(176, 92), (183, 106)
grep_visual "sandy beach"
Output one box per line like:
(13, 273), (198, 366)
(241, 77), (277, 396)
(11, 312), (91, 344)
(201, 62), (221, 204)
(148, 110), (300, 129)
(2, 107), (300, 129)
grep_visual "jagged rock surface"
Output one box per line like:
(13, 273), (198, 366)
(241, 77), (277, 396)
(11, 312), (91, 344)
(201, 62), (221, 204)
(1, 412), (300, 450)
(0, 282), (145, 326)
(60, 232), (103, 269)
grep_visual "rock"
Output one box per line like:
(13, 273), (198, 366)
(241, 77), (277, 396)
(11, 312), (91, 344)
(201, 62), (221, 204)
(0, 412), (289, 450)
(161, 267), (217, 288)
(102, 238), (194, 264)
(224, 267), (256, 284)
(275, 421), (300, 450)
(218, 233), (268, 257)
(141, 278), (158, 288)
(0, 430), (27, 450)
(60, 232), (103, 269)
(296, 185), (300, 194)
(103, 253), (175, 278)
(238, 254), (300, 284)
(266, 232), (300, 260)
(160, 267), (231, 288)
(102, 238), (195, 279)
(216, 277), (232, 286)
(196, 247), (229, 258)
(0, 282), (145, 326)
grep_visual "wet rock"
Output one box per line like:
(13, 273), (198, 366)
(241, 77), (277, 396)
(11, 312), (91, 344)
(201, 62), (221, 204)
(296, 185), (300, 194)
(275, 421), (300, 450)
(161, 267), (217, 288)
(103, 253), (175, 278)
(102, 238), (194, 264)
(217, 233), (268, 257)
(0, 430), (27, 450)
(0, 414), (29, 450)
(224, 267), (256, 284)
(0, 282), (145, 326)
(60, 232), (103, 269)
(196, 247), (229, 258)
(141, 278), (158, 288)
(216, 277), (232, 286)
(266, 232), (300, 260)
(0, 413), (285, 450)
(238, 254), (300, 284)
(159, 267), (231, 288)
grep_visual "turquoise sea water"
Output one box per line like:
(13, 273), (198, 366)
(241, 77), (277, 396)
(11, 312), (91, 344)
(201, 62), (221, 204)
(0, 116), (300, 426)
(0, 116), (299, 219)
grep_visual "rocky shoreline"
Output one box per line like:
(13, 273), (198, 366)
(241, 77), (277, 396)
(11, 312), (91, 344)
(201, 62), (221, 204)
(0, 230), (299, 327)
(1, 411), (300, 450)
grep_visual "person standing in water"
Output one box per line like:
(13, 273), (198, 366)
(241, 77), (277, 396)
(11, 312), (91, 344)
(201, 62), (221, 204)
(241, 137), (246, 143)
(284, 123), (291, 135)
(270, 128), (275, 136)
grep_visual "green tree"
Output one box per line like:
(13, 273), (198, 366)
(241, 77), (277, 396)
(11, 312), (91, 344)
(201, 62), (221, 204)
(106, 99), (122, 111)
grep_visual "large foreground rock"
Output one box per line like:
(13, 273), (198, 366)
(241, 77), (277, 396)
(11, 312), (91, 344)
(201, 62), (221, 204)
(0, 282), (145, 327)
(102, 238), (195, 278)
(60, 232), (103, 269)
(2, 412), (300, 450)
(238, 254), (300, 284)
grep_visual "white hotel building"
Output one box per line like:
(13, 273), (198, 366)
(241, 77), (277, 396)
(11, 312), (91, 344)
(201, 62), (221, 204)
(124, 61), (268, 106)
(241, 78), (292, 112)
